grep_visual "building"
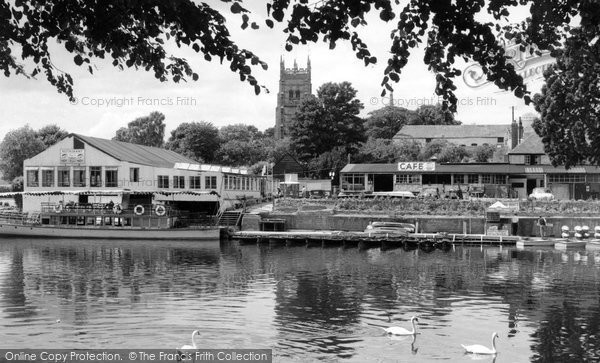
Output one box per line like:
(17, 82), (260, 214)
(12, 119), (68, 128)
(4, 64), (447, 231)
(21, 134), (269, 213)
(341, 133), (600, 200)
(274, 57), (312, 139)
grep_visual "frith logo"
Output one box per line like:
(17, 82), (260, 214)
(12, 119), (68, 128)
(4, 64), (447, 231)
(463, 41), (555, 89)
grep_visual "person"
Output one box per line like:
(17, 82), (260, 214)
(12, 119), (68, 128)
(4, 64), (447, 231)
(456, 186), (463, 200)
(511, 215), (519, 236)
(301, 186), (307, 198)
(538, 215), (547, 238)
(107, 200), (114, 209)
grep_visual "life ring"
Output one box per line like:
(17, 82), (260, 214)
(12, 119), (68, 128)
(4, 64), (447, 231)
(155, 205), (166, 216)
(54, 204), (63, 213)
(113, 204), (123, 214)
(134, 205), (145, 216)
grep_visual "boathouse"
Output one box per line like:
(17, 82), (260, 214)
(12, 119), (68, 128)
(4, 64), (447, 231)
(21, 134), (269, 213)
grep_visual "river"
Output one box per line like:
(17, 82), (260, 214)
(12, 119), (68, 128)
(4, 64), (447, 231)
(0, 238), (599, 362)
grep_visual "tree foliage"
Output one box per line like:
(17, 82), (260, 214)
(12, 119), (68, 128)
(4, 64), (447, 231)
(409, 104), (460, 126)
(364, 106), (413, 139)
(0, 125), (45, 180)
(356, 138), (421, 163)
(219, 124), (262, 143)
(473, 144), (495, 163)
(36, 124), (68, 148)
(5, 0), (592, 109)
(534, 28), (600, 168)
(114, 111), (166, 147)
(290, 82), (365, 161)
(437, 144), (470, 163)
(165, 122), (220, 163)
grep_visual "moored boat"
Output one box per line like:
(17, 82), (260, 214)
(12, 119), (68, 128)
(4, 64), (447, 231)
(585, 240), (600, 251)
(516, 238), (556, 248)
(0, 199), (219, 240)
(555, 239), (587, 250)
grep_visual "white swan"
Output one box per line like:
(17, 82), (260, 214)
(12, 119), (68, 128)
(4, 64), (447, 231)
(461, 332), (499, 355)
(179, 330), (200, 350)
(383, 316), (419, 335)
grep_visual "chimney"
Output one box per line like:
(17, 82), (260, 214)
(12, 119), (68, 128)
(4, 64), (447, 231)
(511, 118), (518, 149)
(518, 117), (524, 143)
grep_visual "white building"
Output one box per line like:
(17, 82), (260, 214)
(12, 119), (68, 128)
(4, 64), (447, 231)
(22, 134), (267, 213)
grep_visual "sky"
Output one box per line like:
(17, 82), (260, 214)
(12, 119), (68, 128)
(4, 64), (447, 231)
(0, 1), (550, 141)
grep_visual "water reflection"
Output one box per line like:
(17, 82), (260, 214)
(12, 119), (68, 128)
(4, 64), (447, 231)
(0, 238), (599, 361)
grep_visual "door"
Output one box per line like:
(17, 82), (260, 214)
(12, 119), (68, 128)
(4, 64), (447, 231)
(373, 174), (394, 192)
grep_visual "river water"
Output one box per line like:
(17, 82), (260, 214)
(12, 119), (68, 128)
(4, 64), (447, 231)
(0, 238), (599, 362)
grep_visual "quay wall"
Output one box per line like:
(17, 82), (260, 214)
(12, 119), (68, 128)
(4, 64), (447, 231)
(242, 212), (600, 237)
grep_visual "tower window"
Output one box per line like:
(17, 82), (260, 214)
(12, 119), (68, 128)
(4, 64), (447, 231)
(289, 90), (293, 100)
(295, 90), (300, 98)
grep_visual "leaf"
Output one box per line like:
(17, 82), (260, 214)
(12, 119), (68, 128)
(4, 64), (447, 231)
(74, 55), (83, 66)
(265, 19), (274, 28)
(192, 73), (199, 81)
(231, 2), (244, 14)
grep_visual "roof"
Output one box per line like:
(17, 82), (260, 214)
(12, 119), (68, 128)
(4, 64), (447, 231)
(341, 163), (526, 174)
(73, 134), (197, 168)
(508, 133), (546, 154)
(394, 124), (510, 139)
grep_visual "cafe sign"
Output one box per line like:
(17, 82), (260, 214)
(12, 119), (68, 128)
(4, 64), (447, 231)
(398, 162), (435, 171)
(60, 149), (85, 164)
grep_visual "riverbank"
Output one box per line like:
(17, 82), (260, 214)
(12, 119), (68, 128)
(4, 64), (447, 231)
(243, 198), (600, 237)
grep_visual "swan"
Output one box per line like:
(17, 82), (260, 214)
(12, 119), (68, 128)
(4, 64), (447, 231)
(179, 330), (200, 350)
(383, 316), (419, 335)
(461, 332), (499, 355)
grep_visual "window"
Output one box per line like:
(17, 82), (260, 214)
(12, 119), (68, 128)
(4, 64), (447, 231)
(295, 90), (300, 98)
(453, 174), (466, 184)
(105, 169), (118, 187)
(396, 174), (421, 184)
(341, 173), (365, 191)
(158, 175), (169, 188)
(289, 90), (293, 100)
(90, 167), (102, 187)
(468, 174), (479, 184)
(73, 169), (86, 187)
(190, 176), (201, 189)
(130, 168), (139, 182)
(205, 176), (217, 189)
(425, 138), (432, 143)
(173, 176), (185, 188)
(549, 174), (586, 183)
(26, 170), (39, 187)
(471, 143), (478, 146)
(482, 174), (508, 184)
(525, 155), (541, 165)
(42, 169), (54, 187)
(58, 168), (70, 187)
(497, 137), (504, 143)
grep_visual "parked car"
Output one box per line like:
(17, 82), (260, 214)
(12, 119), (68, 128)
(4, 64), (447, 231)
(370, 191), (416, 199)
(308, 190), (328, 199)
(364, 221), (416, 234)
(529, 187), (554, 201)
(418, 187), (440, 199)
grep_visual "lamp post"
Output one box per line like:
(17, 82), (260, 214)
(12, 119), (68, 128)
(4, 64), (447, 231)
(329, 170), (335, 197)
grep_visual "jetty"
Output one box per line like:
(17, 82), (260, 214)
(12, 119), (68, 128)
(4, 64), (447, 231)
(230, 230), (520, 251)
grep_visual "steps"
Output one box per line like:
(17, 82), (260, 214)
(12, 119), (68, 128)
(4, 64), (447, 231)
(219, 210), (242, 227)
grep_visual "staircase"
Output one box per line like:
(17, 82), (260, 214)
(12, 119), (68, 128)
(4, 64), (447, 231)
(219, 210), (243, 227)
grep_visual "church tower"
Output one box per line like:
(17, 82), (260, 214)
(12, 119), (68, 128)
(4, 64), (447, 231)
(274, 56), (312, 139)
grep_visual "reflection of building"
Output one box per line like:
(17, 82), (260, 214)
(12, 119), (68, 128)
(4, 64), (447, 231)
(274, 57), (312, 139)
(21, 134), (269, 212)
(342, 130), (600, 200)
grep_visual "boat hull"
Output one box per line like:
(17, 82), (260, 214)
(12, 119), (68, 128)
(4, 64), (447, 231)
(0, 223), (219, 240)
(555, 239), (588, 250)
(516, 238), (556, 248)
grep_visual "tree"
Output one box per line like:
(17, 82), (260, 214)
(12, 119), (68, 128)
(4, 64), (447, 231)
(473, 144), (495, 162)
(114, 111), (166, 147)
(36, 125), (68, 148)
(290, 82), (365, 161)
(219, 124), (261, 143)
(437, 144), (470, 163)
(165, 122), (220, 163)
(216, 139), (267, 166)
(6, 0), (590, 109)
(356, 138), (421, 163)
(0, 126), (45, 180)
(534, 28), (600, 168)
(307, 147), (348, 179)
(364, 106), (414, 140)
(420, 139), (448, 161)
(409, 104), (460, 126)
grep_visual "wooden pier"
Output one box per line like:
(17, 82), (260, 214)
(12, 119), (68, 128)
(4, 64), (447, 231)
(230, 230), (520, 251)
